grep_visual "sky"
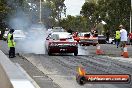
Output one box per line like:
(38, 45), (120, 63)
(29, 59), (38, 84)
(64, 0), (85, 16)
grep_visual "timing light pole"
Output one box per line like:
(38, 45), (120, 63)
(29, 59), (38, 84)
(39, 0), (42, 23)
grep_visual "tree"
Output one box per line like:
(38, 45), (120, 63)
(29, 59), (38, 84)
(0, 0), (66, 29)
(22, 0), (66, 27)
(46, 0), (66, 26)
(80, 0), (131, 34)
(97, 0), (131, 32)
(80, 2), (98, 30)
(0, 0), (11, 32)
(60, 15), (88, 32)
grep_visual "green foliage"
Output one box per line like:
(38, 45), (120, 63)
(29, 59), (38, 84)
(0, 0), (10, 32)
(69, 0), (130, 33)
(46, 0), (66, 26)
(0, 0), (131, 33)
(97, 0), (130, 32)
(80, 2), (98, 29)
(60, 15), (88, 32)
(60, 0), (130, 33)
(0, 0), (66, 29)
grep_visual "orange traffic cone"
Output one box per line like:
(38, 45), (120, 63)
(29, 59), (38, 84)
(122, 45), (129, 58)
(96, 44), (104, 55)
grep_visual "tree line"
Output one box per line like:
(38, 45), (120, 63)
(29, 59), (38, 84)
(0, 0), (66, 32)
(0, 0), (131, 35)
(60, 0), (131, 35)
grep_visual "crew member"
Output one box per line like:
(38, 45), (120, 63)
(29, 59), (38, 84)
(115, 29), (120, 48)
(7, 29), (16, 58)
(92, 29), (98, 37)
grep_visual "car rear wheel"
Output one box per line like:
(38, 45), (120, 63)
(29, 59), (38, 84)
(48, 50), (52, 56)
(74, 50), (78, 56)
(93, 44), (97, 46)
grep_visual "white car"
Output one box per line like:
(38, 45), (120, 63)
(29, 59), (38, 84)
(3, 31), (9, 41)
(13, 30), (26, 41)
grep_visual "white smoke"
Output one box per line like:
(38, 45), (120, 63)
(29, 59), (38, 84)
(78, 45), (89, 55)
(8, 12), (47, 54)
(15, 23), (47, 54)
(18, 24), (47, 54)
(6, 0), (49, 54)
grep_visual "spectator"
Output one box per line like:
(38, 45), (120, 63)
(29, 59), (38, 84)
(128, 32), (132, 45)
(93, 29), (98, 37)
(106, 30), (110, 43)
(119, 25), (127, 55)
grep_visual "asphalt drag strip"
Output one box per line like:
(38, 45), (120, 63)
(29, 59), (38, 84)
(21, 54), (132, 88)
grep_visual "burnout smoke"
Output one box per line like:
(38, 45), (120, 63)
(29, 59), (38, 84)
(20, 24), (47, 54)
(12, 22), (47, 54)
(78, 45), (89, 55)
(7, 10), (48, 54)
(6, 0), (50, 54)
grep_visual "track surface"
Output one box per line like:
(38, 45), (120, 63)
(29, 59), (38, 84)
(22, 54), (132, 88)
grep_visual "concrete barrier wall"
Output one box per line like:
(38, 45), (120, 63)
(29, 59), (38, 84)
(0, 50), (35, 88)
(0, 63), (13, 88)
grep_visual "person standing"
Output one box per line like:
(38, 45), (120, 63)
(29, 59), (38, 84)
(115, 29), (120, 48)
(119, 25), (127, 55)
(93, 29), (98, 37)
(7, 29), (16, 58)
(106, 30), (110, 43)
(128, 32), (132, 45)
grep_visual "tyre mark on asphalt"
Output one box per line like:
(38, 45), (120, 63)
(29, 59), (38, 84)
(84, 56), (132, 74)
(75, 56), (132, 88)
(50, 56), (130, 88)
(78, 56), (132, 74)
(24, 54), (132, 88)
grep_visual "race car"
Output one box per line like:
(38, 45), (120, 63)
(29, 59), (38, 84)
(45, 32), (78, 56)
(73, 32), (98, 46)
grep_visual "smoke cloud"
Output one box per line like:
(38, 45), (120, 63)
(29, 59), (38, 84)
(6, 0), (49, 54)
